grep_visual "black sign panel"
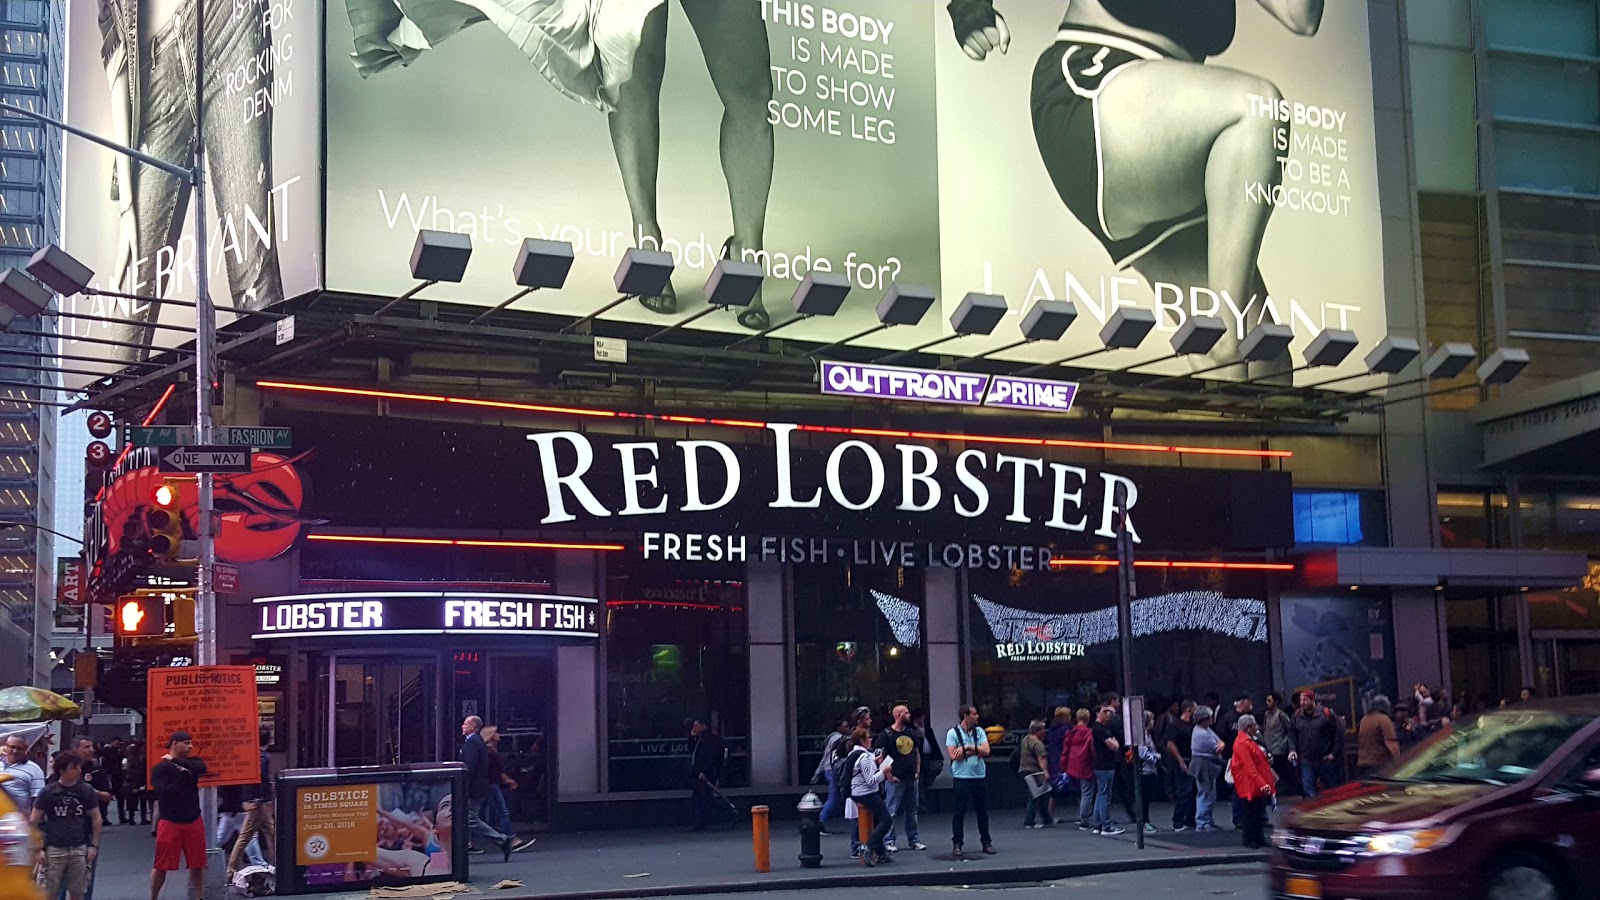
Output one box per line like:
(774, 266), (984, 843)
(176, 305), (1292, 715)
(251, 592), (599, 641)
(279, 411), (1292, 551)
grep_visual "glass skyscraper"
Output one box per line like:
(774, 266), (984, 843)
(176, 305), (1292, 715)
(0, 0), (62, 687)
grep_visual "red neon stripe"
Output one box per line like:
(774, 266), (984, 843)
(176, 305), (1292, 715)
(606, 600), (744, 612)
(1048, 558), (1294, 572)
(255, 381), (1292, 459)
(306, 534), (625, 552)
(98, 383), (182, 502)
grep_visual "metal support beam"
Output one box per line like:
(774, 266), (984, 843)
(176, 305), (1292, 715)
(63, 321), (276, 413)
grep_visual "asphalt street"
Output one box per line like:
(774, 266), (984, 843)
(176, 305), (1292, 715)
(684, 863), (1271, 899)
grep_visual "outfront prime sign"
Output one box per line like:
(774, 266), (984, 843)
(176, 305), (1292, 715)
(251, 592), (599, 641)
(819, 361), (1079, 412)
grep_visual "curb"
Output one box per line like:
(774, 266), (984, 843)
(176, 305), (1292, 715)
(474, 850), (1269, 900)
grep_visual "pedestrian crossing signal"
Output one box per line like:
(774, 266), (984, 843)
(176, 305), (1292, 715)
(116, 596), (163, 637)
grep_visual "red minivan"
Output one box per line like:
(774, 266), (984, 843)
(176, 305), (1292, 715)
(1270, 696), (1600, 900)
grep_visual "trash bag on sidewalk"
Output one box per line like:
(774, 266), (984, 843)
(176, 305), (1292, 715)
(229, 864), (275, 897)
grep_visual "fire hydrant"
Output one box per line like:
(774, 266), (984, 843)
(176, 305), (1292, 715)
(797, 791), (823, 868)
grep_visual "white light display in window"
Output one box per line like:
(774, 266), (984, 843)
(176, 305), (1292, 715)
(870, 590), (922, 647)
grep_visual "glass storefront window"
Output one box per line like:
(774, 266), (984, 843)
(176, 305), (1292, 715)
(1527, 561), (1600, 631)
(605, 554), (749, 792)
(793, 564), (925, 780)
(967, 566), (1272, 733)
(1438, 490), (1512, 548)
(1445, 594), (1522, 709)
(1518, 493), (1600, 553)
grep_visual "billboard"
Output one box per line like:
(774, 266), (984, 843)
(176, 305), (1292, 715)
(325, 0), (1384, 386)
(61, 0), (322, 386)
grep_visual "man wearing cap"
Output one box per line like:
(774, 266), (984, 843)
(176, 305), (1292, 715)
(149, 731), (207, 900)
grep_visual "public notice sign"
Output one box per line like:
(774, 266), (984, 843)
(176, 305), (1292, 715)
(295, 785), (378, 867)
(145, 666), (260, 787)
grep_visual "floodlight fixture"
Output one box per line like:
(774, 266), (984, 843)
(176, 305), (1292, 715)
(559, 248), (681, 334)
(26, 244), (92, 298)
(942, 299), (1079, 369)
(467, 238), (577, 325)
(513, 238), (575, 290)
(1303, 329), (1359, 368)
(613, 247), (676, 297)
(793, 271), (853, 318)
(1421, 343), (1477, 380)
(1081, 315), (1226, 384)
(1010, 307), (1156, 377)
(1100, 308), (1158, 350)
(877, 282), (937, 327)
(874, 293), (1008, 363)
(1238, 322), (1294, 362)
(1170, 316), (1228, 356)
(643, 259), (766, 343)
(1478, 347), (1530, 385)
(724, 271), (853, 350)
(375, 230), (474, 316)
(0, 268), (52, 318)
(703, 258), (765, 308)
(410, 229), (472, 283)
(950, 293), (1009, 336)
(1019, 299), (1077, 342)
(1365, 335), (1422, 375)
(803, 282), (937, 359)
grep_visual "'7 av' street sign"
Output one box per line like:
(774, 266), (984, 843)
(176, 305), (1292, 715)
(158, 446), (251, 474)
(130, 426), (196, 447)
(133, 426), (292, 449)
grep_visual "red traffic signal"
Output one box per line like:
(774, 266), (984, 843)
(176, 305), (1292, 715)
(152, 482), (177, 507)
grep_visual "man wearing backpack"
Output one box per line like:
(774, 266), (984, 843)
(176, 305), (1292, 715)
(1287, 691), (1345, 797)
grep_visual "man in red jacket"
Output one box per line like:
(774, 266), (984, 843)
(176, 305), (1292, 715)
(1227, 715), (1277, 849)
(1058, 709), (1096, 829)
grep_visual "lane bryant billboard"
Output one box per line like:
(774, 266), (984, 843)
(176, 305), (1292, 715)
(62, 1), (1386, 389)
(60, 1), (323, 387)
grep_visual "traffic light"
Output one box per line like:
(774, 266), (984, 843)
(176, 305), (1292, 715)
(147, 481), (184, 561)
(170, 593), (196, 639)
(115, 595), (164, 637)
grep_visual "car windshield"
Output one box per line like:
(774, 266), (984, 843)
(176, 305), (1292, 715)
(1388, 710), (1593, 786)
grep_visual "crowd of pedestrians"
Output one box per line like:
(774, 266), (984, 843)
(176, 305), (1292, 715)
(803, 683), (1482, 858)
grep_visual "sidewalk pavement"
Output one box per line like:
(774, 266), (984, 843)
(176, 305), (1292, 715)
(89, 802), (1267, 900)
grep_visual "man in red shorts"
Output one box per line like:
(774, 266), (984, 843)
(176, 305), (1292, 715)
(149, 730), (208, 900)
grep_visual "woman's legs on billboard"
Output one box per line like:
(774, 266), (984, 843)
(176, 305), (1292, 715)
(681, 0), (774, 329)
(200, 0), (284, 311)
(608, 5), (675, 313)
(1093, 60), (1284, 317)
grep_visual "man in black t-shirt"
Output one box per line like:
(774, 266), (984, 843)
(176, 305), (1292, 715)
(32, 753), (102, 900)
(150, 731), (208, 900)
(874, 704), (925, 852)
(1089, 706), (1125, 836)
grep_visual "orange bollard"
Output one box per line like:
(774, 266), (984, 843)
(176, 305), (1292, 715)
(752, 805), (771, 873)
(857, 805), (873, 845)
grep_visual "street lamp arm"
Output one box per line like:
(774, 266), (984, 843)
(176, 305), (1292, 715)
(0, 100), (193, 181)
(0, 521), (86, 547)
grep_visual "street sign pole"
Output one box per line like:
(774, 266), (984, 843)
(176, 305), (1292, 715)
(189, 0), (221, 857)
(1113, 481), (1143, 849)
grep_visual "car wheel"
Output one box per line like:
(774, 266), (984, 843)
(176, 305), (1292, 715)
(1486, 851), (1565, 900)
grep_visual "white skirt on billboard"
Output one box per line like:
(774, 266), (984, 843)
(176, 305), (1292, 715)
(344, 0), (665, 111)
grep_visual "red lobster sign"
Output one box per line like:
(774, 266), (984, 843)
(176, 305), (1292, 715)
(101, 452), (310, 564)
